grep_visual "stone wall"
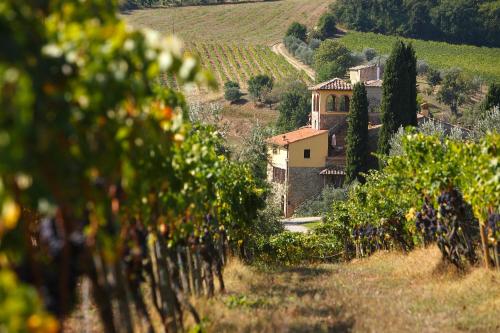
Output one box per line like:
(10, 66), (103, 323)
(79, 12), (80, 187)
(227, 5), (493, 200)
(286, 167), (325, 217)
(320, 113), (347, 131)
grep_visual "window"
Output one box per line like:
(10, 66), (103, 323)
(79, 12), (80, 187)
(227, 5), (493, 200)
(340, 95), (350, 112)
(304, 149), (311, 159)
(272, 148), (278, 155)
(326, 95), (336, 112)
(272, 167), (286, 184)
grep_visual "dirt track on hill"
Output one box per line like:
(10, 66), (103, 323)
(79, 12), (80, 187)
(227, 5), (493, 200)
(272, 42), (315, 81)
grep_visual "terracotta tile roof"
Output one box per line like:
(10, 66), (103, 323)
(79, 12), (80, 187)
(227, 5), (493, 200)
(266, 127), (328, 146)
(309, 78), (352, 91)
(364, 79), (383, 87)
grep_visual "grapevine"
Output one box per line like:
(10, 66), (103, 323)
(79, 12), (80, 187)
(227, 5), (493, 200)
(0, 1), (265, 332)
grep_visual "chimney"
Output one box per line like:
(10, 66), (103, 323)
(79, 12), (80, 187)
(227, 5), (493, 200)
(376, 65), (380, 81)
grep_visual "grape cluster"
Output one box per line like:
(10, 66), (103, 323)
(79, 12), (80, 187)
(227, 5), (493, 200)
(352, 224), (390, 255)
(415, 199), (438, 245)
(486, 212), (499, 243)
(435, 189), (477, 268)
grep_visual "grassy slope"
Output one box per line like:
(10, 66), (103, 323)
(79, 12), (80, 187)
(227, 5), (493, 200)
(122, 0), (330, 45)
(340, 31), (500, 82)
(193, 248), (500, 332)
(123, 1), (330, 146)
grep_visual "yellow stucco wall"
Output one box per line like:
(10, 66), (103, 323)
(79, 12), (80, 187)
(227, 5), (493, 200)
(317, 90), (353, 114)
(267, 131), (328, 171)
(288, 132), (328, 168)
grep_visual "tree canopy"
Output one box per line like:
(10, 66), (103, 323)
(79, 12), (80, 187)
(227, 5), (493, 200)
(285, 22), (308, 42)
(248, 75), (273, 102)
(276, 87), (310, 132)
(331, 0), (500, 47)
(314, 12), (337, 40)
(313, 40), (353, 82)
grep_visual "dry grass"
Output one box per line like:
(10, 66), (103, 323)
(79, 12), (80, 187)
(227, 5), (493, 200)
(191, 247), (500, 332)
(122, 0), (331, 45)
(221, 100), (278, 148)
(63, 248), (499, 332)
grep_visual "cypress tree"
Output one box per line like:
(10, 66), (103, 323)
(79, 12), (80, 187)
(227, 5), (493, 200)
(378, 41), (406, 156)
(404, 43), (418, 127)
(377, 41), (418, 156)
(346, 82), (369, 183)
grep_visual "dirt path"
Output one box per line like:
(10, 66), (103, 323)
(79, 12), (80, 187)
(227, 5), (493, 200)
(272, 42), (315, 81)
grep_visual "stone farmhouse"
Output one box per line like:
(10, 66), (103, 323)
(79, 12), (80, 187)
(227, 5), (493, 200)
(266, 65), (383, 217)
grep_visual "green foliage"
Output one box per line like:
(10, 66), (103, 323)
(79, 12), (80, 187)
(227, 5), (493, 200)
(483, 82), (500, 110)
(331, 0), (500, 47)
(248, 74), (273, 102)
(264, 231), (343, 265)
(283, 36), (314, 66)
(323, 132), (499, 268)
(469, 108), (500, 139)
(224, 80), (240, 90)
(378, 41), (418, 156)
(313, 40), (353, 82)
(314, 12), (337, 40)
(295, 186), (347, 217)
(285, 22), (308, 42)
(346, 83), (369, 183)
(426, 68), (442, 87)
(0, 0), (267, 330)
(236, 124), (277, 182)
(437, 68), (473, 115)
(224, 87), (242, 103)
(0, 269), (58, 333)
(276, 90), (310, 132)
(339, 31), (500, 82)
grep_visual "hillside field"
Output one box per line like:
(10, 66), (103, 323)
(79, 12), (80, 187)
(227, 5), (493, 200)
(122, 0), (330, 45)
(339, 31), (500, 82)
(161, 42), (311, 90)
(124, 0), (327, 90)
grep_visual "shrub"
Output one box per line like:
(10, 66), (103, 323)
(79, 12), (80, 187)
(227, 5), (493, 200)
(295, 186), (348, 217)
(309, 38), (321, 50)
(362, 48), (377, 61)
(426, 68), (442, 87)
(315, 12), (337, 40)
(350, 51), (365, 66)
(284, 35), (314, 66)
(286, 22), (308, 42)
(417, 60), (429, 75)
(224, 80), (240, 90)
(225, 87), (243, 103)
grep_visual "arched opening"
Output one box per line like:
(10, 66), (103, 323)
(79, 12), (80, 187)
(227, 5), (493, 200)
(326, 95), (336, 112)
(340, 95), (350, 112)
